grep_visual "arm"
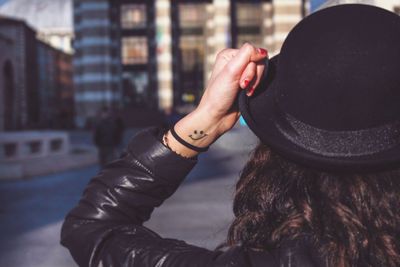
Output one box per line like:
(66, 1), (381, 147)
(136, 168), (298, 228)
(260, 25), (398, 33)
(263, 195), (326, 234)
(166, 44), (268, 158)
(61, 44), (268, 267)
(61, 127), (252, 266)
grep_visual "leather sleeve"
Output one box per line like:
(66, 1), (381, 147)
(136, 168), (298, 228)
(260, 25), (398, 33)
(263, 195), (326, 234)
(60, 127), (252, 267)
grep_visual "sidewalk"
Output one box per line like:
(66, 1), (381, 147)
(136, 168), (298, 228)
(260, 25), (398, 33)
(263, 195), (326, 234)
(0, 147), (97, 180)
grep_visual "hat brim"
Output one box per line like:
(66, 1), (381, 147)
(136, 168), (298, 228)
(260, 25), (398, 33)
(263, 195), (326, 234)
(238, 55), (400, 173)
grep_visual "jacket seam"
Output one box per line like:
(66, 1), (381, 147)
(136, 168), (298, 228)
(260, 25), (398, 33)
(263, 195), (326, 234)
(127, 152), (155, 177)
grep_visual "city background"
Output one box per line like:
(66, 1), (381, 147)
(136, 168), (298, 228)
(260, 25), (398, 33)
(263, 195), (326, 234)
(0, 0), (399, 266)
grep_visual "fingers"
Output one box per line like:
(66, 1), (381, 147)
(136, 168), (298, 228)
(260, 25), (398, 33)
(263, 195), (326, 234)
(240, 62), (256, 89)
(224, 43), (268, 78)
(216, 48), (240, 62)
(239, 61), (266, 96)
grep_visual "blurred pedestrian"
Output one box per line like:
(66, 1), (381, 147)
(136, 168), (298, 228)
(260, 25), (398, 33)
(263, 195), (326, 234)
(93, 107), (119, 167)
(63, 5), (400, 267)
(113, 109), (125, 153)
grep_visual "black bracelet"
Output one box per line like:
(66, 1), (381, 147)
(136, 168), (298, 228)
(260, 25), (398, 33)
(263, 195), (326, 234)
(170, 126), (209, 153)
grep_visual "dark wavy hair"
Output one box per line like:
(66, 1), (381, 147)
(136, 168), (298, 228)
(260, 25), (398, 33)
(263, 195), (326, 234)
(227, 143), (400, 266)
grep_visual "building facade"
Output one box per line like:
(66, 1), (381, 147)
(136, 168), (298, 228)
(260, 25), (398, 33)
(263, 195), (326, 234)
(0, 16), (74, 131)
(0, 17), (38, 130)
(0, 0), (74, 54)
(37, 41), (75, 129)
(73, 0), (310, 127)
(73, 0), (121, 127)
(37, 41), (58, 128)
(0, 31), (16, 131)
(55, 49), (75, 129)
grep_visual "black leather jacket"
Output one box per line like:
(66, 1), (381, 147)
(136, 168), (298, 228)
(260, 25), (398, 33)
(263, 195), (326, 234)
(61, 128), (323, 267)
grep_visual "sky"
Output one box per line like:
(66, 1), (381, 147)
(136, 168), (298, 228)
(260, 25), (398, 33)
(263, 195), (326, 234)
(311, 0), (328, 11)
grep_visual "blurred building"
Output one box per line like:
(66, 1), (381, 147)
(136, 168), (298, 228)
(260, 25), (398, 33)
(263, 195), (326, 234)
(0, 16), (74, 131)
(0, 30), (16, 131)
(73, 0), (309, 127)
(0, 17), (38, 130)
(73, 1), (121, 128)
(37, 41), (57, 128)
(55, 49), (75, 129)
(37, 41), (75, 129)
(0, 0), (74, 54)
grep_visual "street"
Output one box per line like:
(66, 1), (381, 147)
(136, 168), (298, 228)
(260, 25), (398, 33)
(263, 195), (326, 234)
(0, 126), (259, 267)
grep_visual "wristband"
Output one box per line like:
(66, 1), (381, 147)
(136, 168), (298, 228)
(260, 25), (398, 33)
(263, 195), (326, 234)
(170, 126), (209, 153)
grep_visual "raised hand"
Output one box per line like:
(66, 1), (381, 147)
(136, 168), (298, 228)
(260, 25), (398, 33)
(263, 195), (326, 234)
(165, 43), (268, 158)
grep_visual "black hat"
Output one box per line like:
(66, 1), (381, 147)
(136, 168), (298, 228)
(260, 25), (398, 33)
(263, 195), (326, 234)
(239, 4), (400, 173)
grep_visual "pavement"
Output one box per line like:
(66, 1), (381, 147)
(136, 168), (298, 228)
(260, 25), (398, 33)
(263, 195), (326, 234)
(0, 148), (98, 180)
(0, 125), (259, 267)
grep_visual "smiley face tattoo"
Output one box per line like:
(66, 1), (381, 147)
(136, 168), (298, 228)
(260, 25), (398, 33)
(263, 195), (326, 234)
(189, 130), (208, 141)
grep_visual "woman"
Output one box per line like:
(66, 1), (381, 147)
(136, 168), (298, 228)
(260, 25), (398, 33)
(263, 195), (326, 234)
(61, 4), (400, 267)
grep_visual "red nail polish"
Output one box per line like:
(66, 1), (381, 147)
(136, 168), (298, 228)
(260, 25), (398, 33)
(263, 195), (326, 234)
(258, 48), (268, 57)
(243, 79), (250, 88)
(247, 86), (256, 96)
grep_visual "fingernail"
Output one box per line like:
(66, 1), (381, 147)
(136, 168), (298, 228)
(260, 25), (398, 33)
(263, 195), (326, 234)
(243, 79), (250, 88)
(247, 86), (256, 96)
(258, 48), (268, 57)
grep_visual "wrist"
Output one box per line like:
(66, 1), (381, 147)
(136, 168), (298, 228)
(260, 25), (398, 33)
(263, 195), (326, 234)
(164, 109), (222, 158)
(176, 109), (222, 146)
(196, 103), (225, 126)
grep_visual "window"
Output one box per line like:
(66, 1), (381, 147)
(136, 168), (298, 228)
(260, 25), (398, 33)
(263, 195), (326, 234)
(3, 143), (17, 158)
(174, 3), (207, 105)
(50, 139), (63, 152)
(27, 141), (42, 154)
(121, 37), (148, 64)
(121, 4), (147, 29)
(236, 3), (263, 47)
(122, 71), (149, 106)
(237, 3), (262, 27)
(180, 36), (204, 72)
(179, 4), (206, 28)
